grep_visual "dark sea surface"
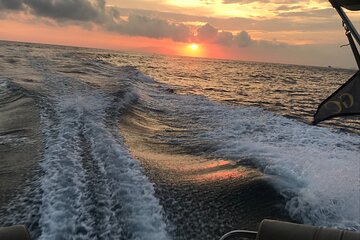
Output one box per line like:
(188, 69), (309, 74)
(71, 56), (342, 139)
(0, 41), (359, 240)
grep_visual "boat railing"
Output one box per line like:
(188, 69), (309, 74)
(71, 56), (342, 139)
(219, 230), (257, 240)
(219, 219), (360, 240)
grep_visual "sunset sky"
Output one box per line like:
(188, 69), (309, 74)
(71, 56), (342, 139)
(0, 0), (359, 68)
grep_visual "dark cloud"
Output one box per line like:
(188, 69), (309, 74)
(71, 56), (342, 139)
(217, 31), (233, 45)
(195, 23), (286, 48)
(107, 14), (192, 42)
(26, 0), (107, 22)
(0, 0), (24, 10)
(0, 0), (109, 22)
(197, 23), (218, 42)
(233, 31), (287, 48)
(0, 0), (191, 42)
(234, 31), (252, 47)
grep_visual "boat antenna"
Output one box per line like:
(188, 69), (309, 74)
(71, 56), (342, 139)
(343, 22), (360, 69)
(330, 0), (360, 69)
(330, 0), (360, 46)
(312, 1), (360, 124)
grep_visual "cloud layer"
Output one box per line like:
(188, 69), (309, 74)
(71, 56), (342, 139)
(0, 0), (109, 21)
(0, 0), (289, 48)
(107, 15), (191, 42)
(196, 23), (286, 48)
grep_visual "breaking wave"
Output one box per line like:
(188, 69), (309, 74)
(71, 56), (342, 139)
(201, 106), (360, 230)
(127, 71), (360, 231)
(1, 60), (170, 239)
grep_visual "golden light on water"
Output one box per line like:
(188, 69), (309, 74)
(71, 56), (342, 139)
(132, 149), (258, 183)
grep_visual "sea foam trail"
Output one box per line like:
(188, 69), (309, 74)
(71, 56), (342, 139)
(201, 106), (360, 230)
(36, 69), (169, 239)
(130, 74), (360, 231)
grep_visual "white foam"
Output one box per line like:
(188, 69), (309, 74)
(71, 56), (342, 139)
(38, 74), (170, 239)
(138, 83), (360, 230)
(39, 93), (95, 239)
(197, 104), (360, 230)
(0, 79), (8, 89)
(0, 78), (12, 95)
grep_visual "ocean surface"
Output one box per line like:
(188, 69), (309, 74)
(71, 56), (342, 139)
(0, 41), (359, 240)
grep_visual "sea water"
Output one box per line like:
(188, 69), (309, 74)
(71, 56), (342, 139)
(0, 41), (359, 240)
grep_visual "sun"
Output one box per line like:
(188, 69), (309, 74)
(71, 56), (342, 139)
(190, 43), (199, 50)
(181, 43), (203, 57)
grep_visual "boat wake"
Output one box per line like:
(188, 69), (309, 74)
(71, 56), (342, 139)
(0, 47), (359, 240)
(117, 66), (360, 231)
(1, 59), (170, 240)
